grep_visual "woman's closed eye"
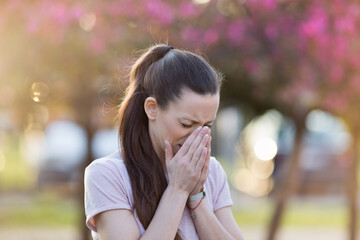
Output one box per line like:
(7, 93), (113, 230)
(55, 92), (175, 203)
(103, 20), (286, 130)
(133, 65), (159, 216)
(181, 123), (213, 129)
(181, 123), (192, 128)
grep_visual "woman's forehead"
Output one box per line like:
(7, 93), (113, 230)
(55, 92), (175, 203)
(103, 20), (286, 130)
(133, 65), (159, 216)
(169, 90), (219, 120)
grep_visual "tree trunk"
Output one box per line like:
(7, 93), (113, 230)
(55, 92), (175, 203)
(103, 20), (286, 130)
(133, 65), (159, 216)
(78, 125), (95, 240)
(346, 126), (358, 240)
(267, 120), (306, 240)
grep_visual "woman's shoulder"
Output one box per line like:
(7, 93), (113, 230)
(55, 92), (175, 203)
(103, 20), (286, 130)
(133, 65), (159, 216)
(85, 151), (127, 178)
(209, 156), (224, 172)
(207, 156), (228, 182)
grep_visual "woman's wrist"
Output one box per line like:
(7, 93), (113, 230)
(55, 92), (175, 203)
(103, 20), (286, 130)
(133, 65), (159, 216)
(188, 187), (205, 201)
(166, 185), (191, 201)
(190, 185), (204, 196)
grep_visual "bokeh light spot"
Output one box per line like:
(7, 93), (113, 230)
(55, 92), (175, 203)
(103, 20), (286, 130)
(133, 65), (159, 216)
(31, 82), (49, 103)
(232, 168), (274, 197)
(193, 0), (210, 5)
(250, 159), (274, 179)
(254, 138), (278, 161)
(79, 12), (96, 31)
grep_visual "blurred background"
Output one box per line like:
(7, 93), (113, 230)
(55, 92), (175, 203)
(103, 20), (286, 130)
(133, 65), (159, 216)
(0, 0), (359, 239)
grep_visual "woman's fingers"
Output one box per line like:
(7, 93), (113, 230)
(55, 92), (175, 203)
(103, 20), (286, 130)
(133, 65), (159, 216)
(206, 136), (211, 161)
(190, 134), (209, 169)
(194, 146), (208, 173)
(202, 136), (211, 175)
(177, 126), (202, 156)
(191, 135), (211, 194)
(186, 127), (209, 159)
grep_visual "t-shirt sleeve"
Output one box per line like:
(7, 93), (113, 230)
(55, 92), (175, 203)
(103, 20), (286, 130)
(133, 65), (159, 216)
(213, 160), (233, 212)
(84, 161), (132, 232)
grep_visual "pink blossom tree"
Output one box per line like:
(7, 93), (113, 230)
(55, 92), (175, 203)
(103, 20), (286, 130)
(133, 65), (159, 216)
(2, 0), (360, 239)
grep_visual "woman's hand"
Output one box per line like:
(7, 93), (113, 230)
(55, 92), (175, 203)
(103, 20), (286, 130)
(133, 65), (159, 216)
(165, 126), (210, 194)
(190, 131), (211, 195)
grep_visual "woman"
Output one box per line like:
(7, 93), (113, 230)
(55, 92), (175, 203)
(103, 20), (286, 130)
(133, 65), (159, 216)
(84, 44), (243, 240)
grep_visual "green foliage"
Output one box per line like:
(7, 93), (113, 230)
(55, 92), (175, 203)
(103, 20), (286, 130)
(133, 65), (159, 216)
(0, 136), (35, 191)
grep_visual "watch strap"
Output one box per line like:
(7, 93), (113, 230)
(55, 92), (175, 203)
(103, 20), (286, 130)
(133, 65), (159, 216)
(188, 188), (206, 202)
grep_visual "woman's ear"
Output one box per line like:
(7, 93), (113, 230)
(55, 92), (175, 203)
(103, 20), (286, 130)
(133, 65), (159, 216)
(144, 97), (158, 120)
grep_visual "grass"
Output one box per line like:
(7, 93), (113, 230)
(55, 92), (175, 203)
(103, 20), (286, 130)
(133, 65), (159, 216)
(0, 191), (80, 227)
(233, 197), (350, 228)
(0, 189), (352, 229)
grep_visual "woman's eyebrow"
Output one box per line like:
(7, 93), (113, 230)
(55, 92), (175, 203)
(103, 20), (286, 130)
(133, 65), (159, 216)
(181, 118), (214, 124)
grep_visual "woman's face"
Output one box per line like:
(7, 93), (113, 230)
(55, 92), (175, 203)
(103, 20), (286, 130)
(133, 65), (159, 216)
(147, 89), (220, 161)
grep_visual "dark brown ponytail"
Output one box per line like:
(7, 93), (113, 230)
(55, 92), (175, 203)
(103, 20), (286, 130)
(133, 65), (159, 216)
(118, 44), (222, 239)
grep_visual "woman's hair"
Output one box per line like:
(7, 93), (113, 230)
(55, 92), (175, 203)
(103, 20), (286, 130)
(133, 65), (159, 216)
(118, 44), (222, 239)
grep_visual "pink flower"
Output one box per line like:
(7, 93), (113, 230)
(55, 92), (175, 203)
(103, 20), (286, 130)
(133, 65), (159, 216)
(350, 55), (360, 68)
(227, 20), (244, 46)
(69, 4), (85, 20)
(350, 76), (360, 92)
(265, 24), (278, 40)
(49, 2), (70, 25)
(203, 29), (219, 45)
(263, 0), (277, 11)
(6, 0), (21, 11)
(146, 0), (174, 25)
(103, 1), (137, 18)
(323, 93), (347, 114)
(181, 26), (202, 42)
(329, 65), (344, 85)
(335, 16), (355, 34)
(178, 2), (199, 18)
(247, 0), (277, 11)
(331, 37), (346, 61)
(27, 17), (40, 34)
(89, 36), (105, 54)
(300, 6), (328, 38)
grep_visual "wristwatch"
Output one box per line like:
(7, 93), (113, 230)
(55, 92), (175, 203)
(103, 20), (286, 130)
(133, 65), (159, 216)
(188, 188), (206, 202)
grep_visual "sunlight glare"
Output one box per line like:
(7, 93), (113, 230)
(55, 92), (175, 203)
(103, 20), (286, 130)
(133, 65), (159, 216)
(254, 138), (277, 161)
(31, 82), (49, 102)
(193, 0), (210, 4)
(231, 168), (274, 197)
(250, 159), (274, 179)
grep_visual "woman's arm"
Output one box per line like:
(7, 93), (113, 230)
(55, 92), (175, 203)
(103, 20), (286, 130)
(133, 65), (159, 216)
(188, 201), (244, 240)
(95, 186), (188, 240)
(215, 207), (244, 240)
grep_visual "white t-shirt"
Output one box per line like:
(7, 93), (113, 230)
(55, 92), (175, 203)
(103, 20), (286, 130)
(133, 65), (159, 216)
(84, 151), (233, 240)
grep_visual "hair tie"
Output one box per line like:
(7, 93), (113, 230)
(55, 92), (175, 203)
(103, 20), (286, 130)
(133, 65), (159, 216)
(163, 46), (174, 56)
